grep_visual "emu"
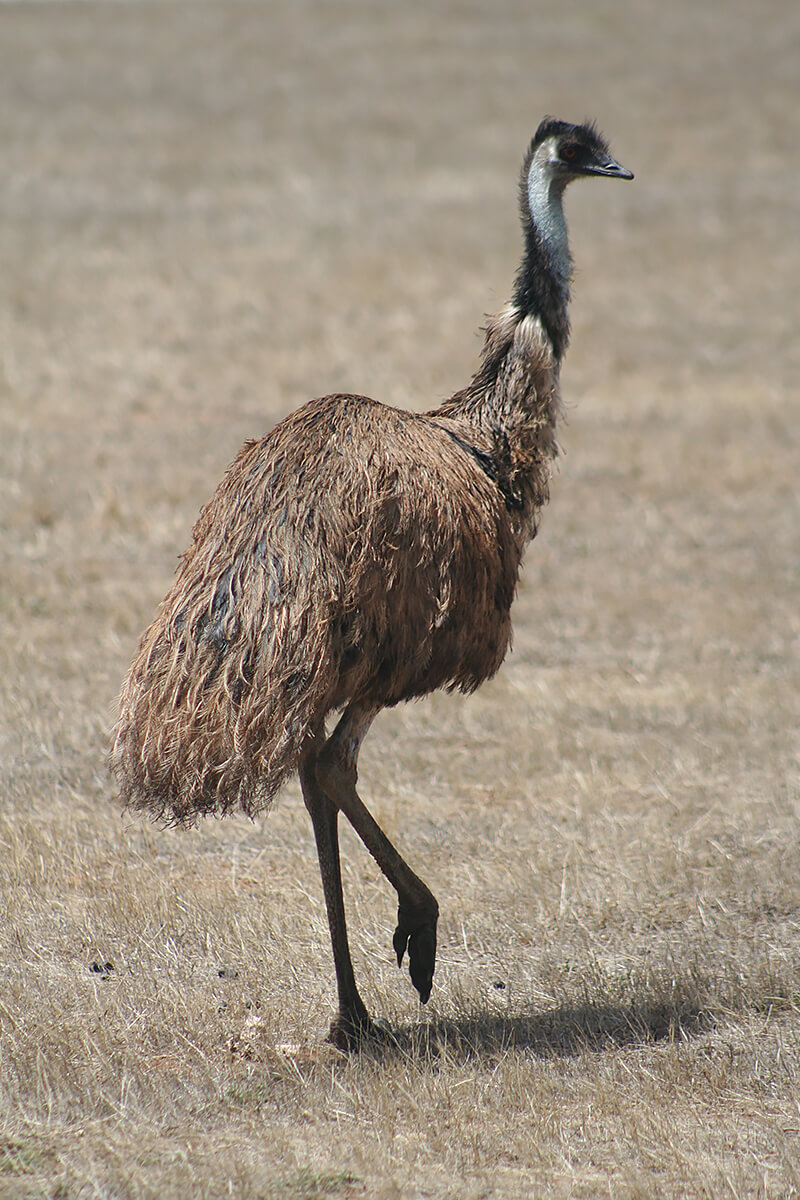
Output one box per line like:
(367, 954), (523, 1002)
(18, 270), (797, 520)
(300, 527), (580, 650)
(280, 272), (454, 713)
(112, 118), (632, 1048)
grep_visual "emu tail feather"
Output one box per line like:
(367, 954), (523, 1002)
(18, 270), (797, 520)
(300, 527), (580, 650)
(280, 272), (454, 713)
(110, 553), (338, 826)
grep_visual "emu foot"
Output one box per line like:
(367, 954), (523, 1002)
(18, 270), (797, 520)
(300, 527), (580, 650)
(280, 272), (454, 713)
(326, 1007), (392, 1052)
(393, 901), (438, 1004)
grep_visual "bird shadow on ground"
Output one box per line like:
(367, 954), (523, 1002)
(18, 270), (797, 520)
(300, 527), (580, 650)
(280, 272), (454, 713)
(362, 997), (713, 1063)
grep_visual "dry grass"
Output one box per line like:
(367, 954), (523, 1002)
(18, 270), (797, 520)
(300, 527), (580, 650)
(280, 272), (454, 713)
(2, 1), (799, 1197)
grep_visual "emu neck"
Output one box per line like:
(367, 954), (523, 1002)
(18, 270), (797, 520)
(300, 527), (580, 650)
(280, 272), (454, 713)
(434, 158), (573, 434)
(526, 171), (571, 292)
(430, 167), (573, 538)
(513, 165), (572, 361)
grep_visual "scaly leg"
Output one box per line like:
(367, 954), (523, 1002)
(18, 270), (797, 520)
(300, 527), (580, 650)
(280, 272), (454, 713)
(317, 703), (439, 1005)
(299, 741), (381, 1049)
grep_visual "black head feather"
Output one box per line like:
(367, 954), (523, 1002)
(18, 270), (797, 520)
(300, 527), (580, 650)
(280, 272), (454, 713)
(522, 118), (620, 183)
(533, 116), (607, 153)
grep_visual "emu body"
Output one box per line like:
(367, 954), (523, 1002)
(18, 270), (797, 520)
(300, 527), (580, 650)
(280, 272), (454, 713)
(112, 118), (632, 1046)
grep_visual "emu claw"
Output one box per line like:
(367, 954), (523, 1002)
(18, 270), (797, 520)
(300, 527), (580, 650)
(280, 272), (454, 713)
(393, 904), (438, 1004)
(393, 925), (409, 968)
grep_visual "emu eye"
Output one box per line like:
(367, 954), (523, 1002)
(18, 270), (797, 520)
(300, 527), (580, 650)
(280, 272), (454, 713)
(561, 144), (578, 160)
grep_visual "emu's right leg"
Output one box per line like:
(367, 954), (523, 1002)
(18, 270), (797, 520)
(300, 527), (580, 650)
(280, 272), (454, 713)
(298, 745), (381, 1050)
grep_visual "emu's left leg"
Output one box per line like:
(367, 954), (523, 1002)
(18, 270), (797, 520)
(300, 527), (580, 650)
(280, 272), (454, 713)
(317, 703), (439, 1006)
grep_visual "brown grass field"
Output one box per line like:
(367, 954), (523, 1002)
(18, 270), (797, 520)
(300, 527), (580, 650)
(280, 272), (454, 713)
(2, 1), (799, 1196)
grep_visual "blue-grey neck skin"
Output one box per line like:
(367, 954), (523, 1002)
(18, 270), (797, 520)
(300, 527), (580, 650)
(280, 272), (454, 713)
(513, 141), (573, 363)
(526, 140), (572, 293)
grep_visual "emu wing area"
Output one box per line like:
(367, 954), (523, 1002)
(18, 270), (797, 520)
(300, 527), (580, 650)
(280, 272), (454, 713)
(111, 393), (520, 823)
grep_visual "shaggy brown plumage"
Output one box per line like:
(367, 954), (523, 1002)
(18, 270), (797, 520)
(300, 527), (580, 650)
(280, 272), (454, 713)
(112, 313), (555, 824)
(111, 119), (632, 1047)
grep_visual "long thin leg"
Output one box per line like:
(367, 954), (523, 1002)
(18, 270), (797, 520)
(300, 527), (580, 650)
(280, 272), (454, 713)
(317, 703), (439, 1005)
(299, 742), (379, 1048)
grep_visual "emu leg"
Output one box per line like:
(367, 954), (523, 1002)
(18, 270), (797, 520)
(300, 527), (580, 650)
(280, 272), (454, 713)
(317, 704), (439, 1005)
(299, 749), (380, 1049)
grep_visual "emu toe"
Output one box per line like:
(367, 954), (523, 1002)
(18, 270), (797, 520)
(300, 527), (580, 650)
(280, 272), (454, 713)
(327, 1009), (393, 1052)
(394, 903), (438, 1004)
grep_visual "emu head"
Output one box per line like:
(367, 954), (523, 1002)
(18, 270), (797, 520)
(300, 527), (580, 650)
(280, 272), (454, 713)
(525, 118), (634, 191)
(521, 117), (633, 289)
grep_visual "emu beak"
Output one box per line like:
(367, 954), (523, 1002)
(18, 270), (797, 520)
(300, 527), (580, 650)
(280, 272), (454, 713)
(587, 154), (634, 180)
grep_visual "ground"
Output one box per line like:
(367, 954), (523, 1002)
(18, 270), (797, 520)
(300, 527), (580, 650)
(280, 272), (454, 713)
(1, 1), (799, 1197)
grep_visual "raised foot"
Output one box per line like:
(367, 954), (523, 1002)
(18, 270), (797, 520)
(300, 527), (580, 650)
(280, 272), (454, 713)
(326, 1010), (394, 1052)
(393, 900), (439, 1004)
